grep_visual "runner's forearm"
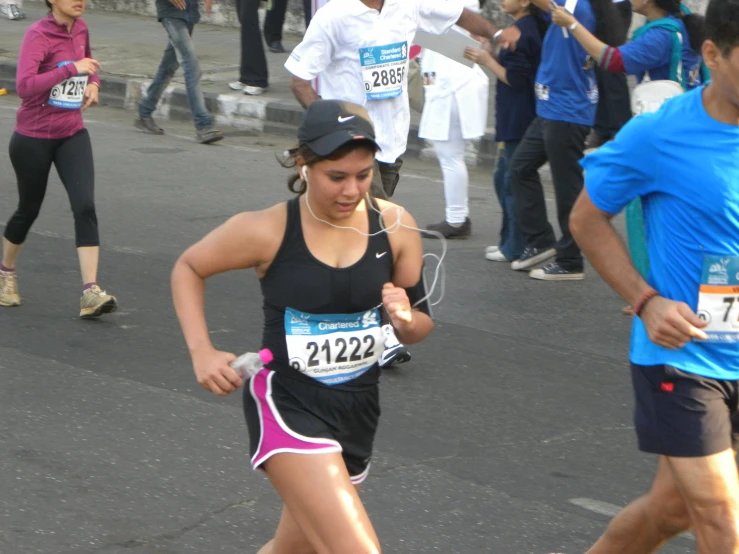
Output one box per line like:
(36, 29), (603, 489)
(171, 258), (215, 355)
(456, 8), (499, 39)
(291, 77), (320, 109)
(570, 197), (654, 307)
(395, 311), (434, 345)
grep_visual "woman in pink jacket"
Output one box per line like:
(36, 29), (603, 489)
(0, 0), (118, 318)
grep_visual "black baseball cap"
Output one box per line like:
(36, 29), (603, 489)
(298, 100), (380, 156)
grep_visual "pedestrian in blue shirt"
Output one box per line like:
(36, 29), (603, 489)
(464, 0), (547, 263)
(571, 0), (739, 549)
(506, 0), (623, 280)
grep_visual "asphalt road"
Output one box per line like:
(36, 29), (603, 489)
(0, 98), (693, 553)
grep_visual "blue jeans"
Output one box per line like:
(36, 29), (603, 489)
(493, 140), (525, 261)
(139, 18), (212, 130)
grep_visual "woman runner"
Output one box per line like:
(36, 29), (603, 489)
(172, 100), (434, 553)
(0, 0), (118, 318)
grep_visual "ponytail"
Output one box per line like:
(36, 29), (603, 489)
(654, 0), (706, 51)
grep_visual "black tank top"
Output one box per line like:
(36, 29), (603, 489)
(260, 196), (393, 390)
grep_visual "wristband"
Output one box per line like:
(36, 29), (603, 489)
(634, 289), (659, 317)
(570, 21), (579, 31)
(493, 29), (503, 42)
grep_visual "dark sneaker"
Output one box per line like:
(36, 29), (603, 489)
(196, 127), (224, 144)
(424, 218), (471, 239)
(378, 324), (411, 368)
(585, 132), (610, 150)
(134, 116), (165, 135)
(268, 41), (286, 53)
(510, 246), (556, 271)
(529, 262), (584, 281)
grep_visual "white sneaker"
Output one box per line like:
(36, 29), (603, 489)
(485, 249), (509, 262)
(229, 81), (246, 91)
(485, 245), (500, 255)
(243, 85), (268, 96)
(1, 3), (25, 19)
(378, 324), (411, 368)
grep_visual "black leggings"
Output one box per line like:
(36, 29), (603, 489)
(4, 129), (99, 248)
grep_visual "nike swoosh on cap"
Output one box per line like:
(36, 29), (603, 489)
(338, 115), (355, 123)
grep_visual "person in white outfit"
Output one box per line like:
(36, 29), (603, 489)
(420, 0), (489, 239)
(0, 0), (25, 20)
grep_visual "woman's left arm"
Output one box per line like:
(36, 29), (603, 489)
(383, 207), (435, 345)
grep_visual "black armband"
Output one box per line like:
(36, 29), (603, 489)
(405, 275), (432, 318)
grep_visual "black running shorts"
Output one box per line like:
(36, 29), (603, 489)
(243, 369), (380, 484)
(631, 363), (739, 457)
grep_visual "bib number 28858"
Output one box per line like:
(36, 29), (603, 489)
(369, 67), (405, 91)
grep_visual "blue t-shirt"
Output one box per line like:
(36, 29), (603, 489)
(621, 16), (704, 89)
(496, 15), (543, 142)
(582, 88), (739, 380)
(535, 0), (598, 126)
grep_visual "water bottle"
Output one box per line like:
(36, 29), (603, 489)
(230, 348), (273, 380)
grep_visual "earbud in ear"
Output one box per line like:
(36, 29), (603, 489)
(302, 166), (309, 181)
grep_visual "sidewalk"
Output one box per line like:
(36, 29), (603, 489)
(0, 2), (499, 166)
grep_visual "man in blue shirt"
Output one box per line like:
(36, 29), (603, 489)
(572, 0), (739, 550)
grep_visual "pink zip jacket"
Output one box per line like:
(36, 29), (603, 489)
(15, 14), (101, 140)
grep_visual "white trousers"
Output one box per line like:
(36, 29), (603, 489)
(431, 101), (469, 224)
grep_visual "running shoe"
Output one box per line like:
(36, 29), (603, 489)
(529, 262), (584, 281)
(510, 246), (556, 271)
(424, 218), (471, 239)
(134, 116), (165, 135)
(378, 324), (411, 368)
(0, 271), (21, 306)
(229, 81), (247, 91)
(1, 3), (25, 19)
(80, 285), (118, 318)
(485, 245), (500, 255)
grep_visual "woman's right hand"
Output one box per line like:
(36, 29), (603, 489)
(191, 347), (241, 396)
(464, 46), (494, 68)
(74, 58), (101, 75)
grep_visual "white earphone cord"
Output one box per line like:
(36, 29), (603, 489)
(301, 168), (446, 309)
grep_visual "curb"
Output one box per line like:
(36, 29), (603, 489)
(0, 61), (500, 168)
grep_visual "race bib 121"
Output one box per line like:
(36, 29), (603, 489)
(360, 41), (407, 101)
(284, 307), (385, 385)
(696, 255), (739, 342)
(49, 61), (88, 110)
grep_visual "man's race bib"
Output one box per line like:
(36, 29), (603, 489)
(695, 255), (739, 342)
(284, 307), (385, 385)
(49, 61), (88, 109)
(360, 41), (407, 101)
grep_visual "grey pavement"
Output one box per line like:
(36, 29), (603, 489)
(0, 94), (695, 553)
(0, 3), (500, 166)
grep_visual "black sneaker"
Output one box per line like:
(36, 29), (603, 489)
(134, 116), (165, 135)
(268, 41), (286, 53)
(510, 246), (556, 271)
(424, 218), (471, 239)
(585, 132), (610, 150)
(529, 262), (584, 281)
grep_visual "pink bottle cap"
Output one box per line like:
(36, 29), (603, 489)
(258, 348), (274, 365)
